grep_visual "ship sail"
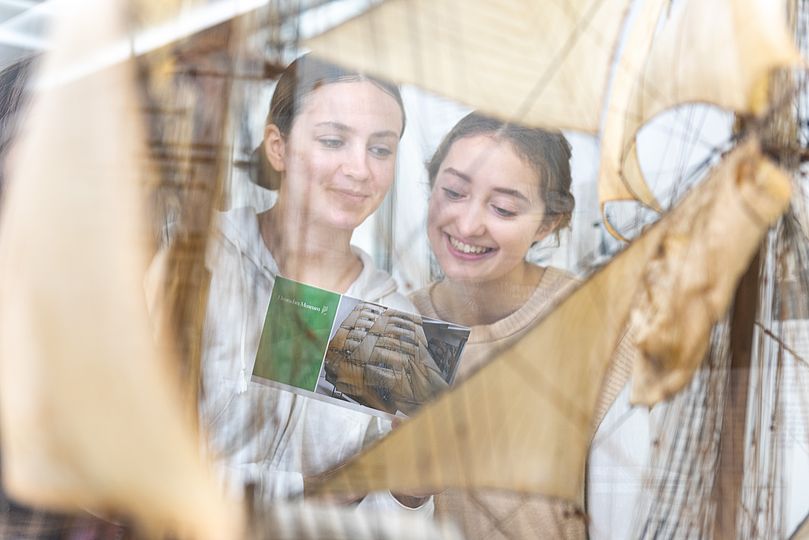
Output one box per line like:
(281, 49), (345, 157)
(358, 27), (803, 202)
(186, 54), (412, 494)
(308, 0), (800, 239)
(599, 0), (801, 237)
(306, 137), (791, 500)
(306, 0), (631, 133)
(0, 1), (241, 538)
(302, 0), (808, 536)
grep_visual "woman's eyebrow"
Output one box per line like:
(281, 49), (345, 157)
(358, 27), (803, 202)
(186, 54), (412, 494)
(444, 167), (530, 202)
(314, 122), (398, 140)
(370, 130), (399, 140)
(492, 187), (530, 202)
(315, 121), (352, 132)
(444, 167), (471, 182)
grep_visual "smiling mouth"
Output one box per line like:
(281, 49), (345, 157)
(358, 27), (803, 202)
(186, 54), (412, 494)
(447, 234), (495, 255)
(332, 188), (370, 201)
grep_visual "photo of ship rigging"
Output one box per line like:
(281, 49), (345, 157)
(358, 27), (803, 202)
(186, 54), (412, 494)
(321, 299), (467, 416)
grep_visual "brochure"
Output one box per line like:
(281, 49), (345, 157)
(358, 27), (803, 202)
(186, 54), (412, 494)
(252, 276), (469, 419)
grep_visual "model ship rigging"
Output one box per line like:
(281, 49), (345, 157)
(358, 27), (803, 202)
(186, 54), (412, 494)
(0, 0), (807, 538)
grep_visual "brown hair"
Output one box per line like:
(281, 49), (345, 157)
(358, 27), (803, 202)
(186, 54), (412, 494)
(251, 55), (406, 190)
(427, 112), (574, 231)
(0, 56), (36, 195)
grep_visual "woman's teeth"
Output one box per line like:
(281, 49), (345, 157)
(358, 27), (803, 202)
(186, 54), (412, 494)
(449, 235), (493, 255)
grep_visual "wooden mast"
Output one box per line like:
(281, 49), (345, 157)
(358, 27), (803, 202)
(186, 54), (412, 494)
(711, 251), (759, 538)
(711, 2), (800, 536)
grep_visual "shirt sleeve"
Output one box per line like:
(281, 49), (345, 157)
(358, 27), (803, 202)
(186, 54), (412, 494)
(355, 412), (434, 517)
(358, 490), (435, 517)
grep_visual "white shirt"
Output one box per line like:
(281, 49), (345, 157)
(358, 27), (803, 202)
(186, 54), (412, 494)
(201, 207), (431, 515)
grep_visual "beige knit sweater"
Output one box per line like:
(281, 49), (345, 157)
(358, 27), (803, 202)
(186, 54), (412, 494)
(410, 266), (634, 540)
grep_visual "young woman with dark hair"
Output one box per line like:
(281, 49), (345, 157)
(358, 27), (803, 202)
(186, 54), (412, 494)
(415, 112), (576, 334)
(412, 112), (632, 538)
(200, 55), (430, 512)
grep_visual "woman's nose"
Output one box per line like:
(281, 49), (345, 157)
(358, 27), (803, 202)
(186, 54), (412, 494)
(455, 203), (486, 237)
(341, 144), (371, 181)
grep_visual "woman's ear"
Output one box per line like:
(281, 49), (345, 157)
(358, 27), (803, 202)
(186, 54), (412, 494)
(264, 124), (286, 173)
(534, 215), (562, 243)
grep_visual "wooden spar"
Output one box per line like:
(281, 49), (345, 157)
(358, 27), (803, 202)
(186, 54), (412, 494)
(711, 1), (800, 532)
(711, 250), (760, 538)
(143, 19), (242, 425)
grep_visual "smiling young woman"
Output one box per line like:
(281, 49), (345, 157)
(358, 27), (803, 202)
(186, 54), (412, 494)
(416, 112), (575, 330)
(426, 134), (555, 323)
(257, 59), (405, 292)
(410, 112), (587, 539)
(199, 55), (432, 514)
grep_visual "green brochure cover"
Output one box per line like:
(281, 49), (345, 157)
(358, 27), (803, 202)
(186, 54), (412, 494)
(253, 277), (341, 391)
(253, 276), (470, 419)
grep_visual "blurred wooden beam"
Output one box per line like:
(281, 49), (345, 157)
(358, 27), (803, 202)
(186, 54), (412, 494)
(711, 251), (760, 538)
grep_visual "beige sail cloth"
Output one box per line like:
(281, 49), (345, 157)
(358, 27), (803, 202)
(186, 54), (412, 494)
(0, 0), (240, 538)
(597, 0), (668, 220)
(599, 0), (801, 238)
(306, 140), (789, 503)
(794, 517), (809, 539)
(629, 140), (792, 404)
(305, 0), (631, 133)
(304, 0), (798, 239)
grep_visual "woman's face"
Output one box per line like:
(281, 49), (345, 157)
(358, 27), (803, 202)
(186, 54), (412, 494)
(272, 80), (403, 231)
(427, 134), (551, 284)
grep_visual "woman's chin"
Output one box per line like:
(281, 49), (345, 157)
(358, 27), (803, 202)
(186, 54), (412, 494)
(441, 266), (496, 284)
(323, 211), (368, 232)
(436, 251), (498, 283)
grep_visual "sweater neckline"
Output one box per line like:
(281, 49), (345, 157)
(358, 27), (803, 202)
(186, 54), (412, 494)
(426, 266), (574, 344)
(220, 207), (399, 301)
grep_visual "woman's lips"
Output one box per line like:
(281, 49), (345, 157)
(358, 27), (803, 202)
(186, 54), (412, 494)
(331, 188), (370, 204)
(444, 233), (496, 261)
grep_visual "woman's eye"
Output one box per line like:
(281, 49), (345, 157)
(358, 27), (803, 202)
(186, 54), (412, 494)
(318, 137), (344, 149)
(369, 145), (393, 158)
(492, 205), (517, 218)
(442, 188), (463, 200)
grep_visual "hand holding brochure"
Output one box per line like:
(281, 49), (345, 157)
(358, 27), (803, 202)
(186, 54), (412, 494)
(252, 277), (469, 418)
